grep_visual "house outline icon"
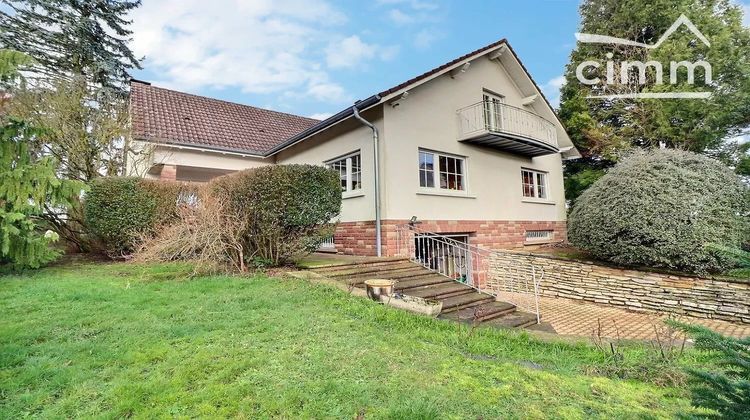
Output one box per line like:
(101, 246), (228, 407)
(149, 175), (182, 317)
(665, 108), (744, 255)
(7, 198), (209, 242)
(576, 14), (710, 49)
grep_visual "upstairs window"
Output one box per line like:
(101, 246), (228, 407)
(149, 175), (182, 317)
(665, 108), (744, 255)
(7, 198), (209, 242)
(419, 149), (465, 191)
(327, 152), (361, 193)
(522, 169), (548, 199)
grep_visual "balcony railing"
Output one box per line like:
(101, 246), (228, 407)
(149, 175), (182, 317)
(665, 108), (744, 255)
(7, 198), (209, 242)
(457, 101), (558, 150)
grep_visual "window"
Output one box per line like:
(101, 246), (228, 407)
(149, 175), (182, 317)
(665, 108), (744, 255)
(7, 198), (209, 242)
(521, 169), (548, 199)
(526, 230), (553, 242)
(327, 152), (361, 193)
(419, 150), (465, 191)
(482, 92), (505, 131)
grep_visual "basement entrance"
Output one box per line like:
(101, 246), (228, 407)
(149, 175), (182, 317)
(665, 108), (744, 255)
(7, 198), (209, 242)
(413, 233), (472, 284)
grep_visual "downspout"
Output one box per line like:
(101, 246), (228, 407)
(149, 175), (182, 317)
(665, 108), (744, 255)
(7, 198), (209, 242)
(352, 106), (382, 257)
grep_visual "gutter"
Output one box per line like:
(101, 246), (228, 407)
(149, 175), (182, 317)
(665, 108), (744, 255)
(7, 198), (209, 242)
(266, 95), (381, 156)
(351, 106), (382, 258)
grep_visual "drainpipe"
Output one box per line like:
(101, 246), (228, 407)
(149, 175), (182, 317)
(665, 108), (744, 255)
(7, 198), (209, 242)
(352, 106), (382, 257)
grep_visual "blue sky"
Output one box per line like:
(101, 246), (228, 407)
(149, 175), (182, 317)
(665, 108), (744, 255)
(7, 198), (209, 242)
(130, 0), (750, 119)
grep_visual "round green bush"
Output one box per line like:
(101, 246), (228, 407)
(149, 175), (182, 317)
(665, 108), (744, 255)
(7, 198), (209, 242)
(568, 149), (749, 274)
(211, 164), (342, 265)
(84, 177), (196, 256)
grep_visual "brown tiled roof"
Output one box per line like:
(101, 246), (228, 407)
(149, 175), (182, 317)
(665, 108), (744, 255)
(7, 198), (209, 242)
(129, 81), (320, 155)
(130, 38), (565, 157)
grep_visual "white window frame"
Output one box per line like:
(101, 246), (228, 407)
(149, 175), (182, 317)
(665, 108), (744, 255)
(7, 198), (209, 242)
(326, 151), (362, 196)
(483, 91), (505, 131)
(418, 149), (467, 192)
(521, 168), (549, 200)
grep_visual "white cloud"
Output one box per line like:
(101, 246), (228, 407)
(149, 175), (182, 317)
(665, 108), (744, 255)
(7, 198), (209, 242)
(388, 9), (414, 25)
(325, 35), (398, 69)
(130, 0), (358, 105)
(325, 35), (375, 69)
(307, 112), (333, 120)
(414, 29), (440, 48)
(541, 75), (567, 108)
(307, 82), (350, 103)
(376, 0), (438, 10)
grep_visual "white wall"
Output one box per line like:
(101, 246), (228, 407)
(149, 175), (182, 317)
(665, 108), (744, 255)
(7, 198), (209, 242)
(275, 109), (383, 223)
(127, 140), (272, 180)
(380, 56), (567, 222)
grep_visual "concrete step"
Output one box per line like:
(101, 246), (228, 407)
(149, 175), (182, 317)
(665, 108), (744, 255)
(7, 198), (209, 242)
(308, 257), (408, 270)
(315, 262), (420, 278)
(395, 275), (451, 291)
(439, 293), (496, 313)
(449, 301), (517, 322)
(344, 268), (435, 286)
(406, 282), (475, 300)
(482, 311), (539, 329)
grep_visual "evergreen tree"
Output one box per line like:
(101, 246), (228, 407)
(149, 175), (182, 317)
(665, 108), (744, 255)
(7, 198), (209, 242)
(0, 0), (142, 92)
(559, 0), (750, 204)
(672, 322), (750, 418)
(0, 50), (84, 268)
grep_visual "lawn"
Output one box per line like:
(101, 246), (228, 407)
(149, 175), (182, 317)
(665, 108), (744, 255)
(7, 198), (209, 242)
(0, 261), (702, 418)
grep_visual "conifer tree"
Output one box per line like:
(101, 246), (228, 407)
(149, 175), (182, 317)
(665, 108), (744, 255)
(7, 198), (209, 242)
(673, 322), (750, 418)
(0, 50), (84, 268)
(0, 0), (142, 93)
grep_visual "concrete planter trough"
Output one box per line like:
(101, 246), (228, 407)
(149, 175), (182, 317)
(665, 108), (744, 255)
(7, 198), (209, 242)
(363, 279), (443, 317)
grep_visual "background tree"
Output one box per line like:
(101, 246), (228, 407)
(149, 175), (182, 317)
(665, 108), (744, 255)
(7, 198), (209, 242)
(0, 50), (84, 269)
(0, 0), (143, 249)
(559, 0), (750, 205)
(0, 0), (142, 93)
(671, 321), (750, 418)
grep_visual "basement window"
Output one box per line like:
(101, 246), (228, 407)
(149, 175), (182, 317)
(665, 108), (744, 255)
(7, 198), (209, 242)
(525, 230), (553, 242)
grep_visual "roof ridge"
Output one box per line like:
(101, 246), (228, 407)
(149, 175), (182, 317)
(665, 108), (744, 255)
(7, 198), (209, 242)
(131, 81), (321, 123)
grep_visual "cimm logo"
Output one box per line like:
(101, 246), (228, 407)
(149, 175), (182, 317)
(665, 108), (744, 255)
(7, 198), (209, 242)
(575, 14), (712, 99)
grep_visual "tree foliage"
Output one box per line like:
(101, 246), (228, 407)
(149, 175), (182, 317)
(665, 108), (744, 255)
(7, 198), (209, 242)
(0, 120), (84, 268)
(569, 149), (749, 274)
(83, 177), (196, 257)
(0, 0), (142, 92)
(210, 165), (342, 266)
(0, 49), (84, 269)
(671, 321), (750, 418)
(559, 0), (750, 203)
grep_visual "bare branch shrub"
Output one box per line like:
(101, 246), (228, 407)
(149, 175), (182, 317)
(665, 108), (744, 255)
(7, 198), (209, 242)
(135, 188), (247, 273)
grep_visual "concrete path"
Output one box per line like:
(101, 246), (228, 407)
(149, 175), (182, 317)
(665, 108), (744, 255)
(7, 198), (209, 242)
(535, 296), (750, 340)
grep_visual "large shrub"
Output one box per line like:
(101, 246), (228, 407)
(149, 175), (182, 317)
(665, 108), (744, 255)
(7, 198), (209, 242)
(211, 164), (341, 266)
(569, 149), (749, 274)
(84, 177), (196, 256)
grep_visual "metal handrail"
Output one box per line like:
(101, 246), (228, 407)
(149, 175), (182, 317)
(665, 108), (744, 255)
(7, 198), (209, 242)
(456, 100), (558, 148)
(395, 223), (542, 322)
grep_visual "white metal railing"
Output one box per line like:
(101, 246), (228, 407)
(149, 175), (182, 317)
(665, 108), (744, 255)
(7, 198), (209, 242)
(318, 235), (336, 250)
(395, 223), (543, 323)
(457, 100), (558, 148)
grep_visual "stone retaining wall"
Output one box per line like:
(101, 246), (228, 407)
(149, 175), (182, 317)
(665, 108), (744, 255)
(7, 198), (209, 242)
(487, 251), (750, 324)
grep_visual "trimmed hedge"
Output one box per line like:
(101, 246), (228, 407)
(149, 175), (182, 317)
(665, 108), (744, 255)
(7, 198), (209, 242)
(568, 149), (750, 274)
(211, 164), (341, 266)
(84, 177), (197, 256)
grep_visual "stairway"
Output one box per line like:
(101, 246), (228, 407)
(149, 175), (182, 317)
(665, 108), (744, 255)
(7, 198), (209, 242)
(309, 257), (538, 329)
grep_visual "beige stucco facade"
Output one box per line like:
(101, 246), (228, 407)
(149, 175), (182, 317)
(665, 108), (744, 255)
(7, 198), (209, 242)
(133, 41), (577, 252)
(379, 54), (567, 222)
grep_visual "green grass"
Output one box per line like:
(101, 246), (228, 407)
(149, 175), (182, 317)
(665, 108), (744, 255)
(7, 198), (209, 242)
(0, 261), (701, 418)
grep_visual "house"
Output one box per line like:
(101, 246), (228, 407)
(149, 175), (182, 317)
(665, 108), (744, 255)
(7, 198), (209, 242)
(128, 38), (580, 257)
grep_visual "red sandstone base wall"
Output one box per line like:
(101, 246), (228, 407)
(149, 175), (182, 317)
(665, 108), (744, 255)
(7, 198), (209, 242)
(333, 219), (567, 256)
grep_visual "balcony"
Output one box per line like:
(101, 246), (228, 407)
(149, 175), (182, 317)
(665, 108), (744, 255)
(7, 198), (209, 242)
(456, 101), (559, 157)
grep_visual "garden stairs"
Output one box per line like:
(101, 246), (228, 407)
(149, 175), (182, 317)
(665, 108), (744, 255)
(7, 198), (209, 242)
(309, 257), (538, 329)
